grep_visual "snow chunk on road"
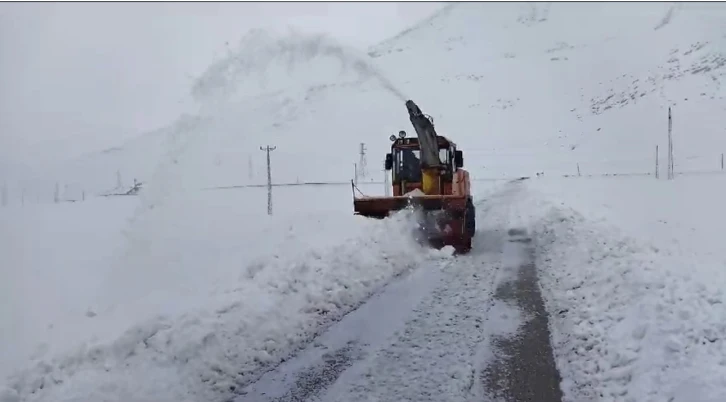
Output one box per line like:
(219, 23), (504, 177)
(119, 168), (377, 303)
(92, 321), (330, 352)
(525, 195), (726, 402)
(3, 208), (443, 402)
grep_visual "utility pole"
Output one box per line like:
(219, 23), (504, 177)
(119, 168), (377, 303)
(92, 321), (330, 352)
(358, 143), (368, 181)
(667, 107), (674, 180)
(260, 145), (276, 215)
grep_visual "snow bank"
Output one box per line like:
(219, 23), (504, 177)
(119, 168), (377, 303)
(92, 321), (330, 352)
(2, 193), (442, 402)
(514, 180), (726, 402)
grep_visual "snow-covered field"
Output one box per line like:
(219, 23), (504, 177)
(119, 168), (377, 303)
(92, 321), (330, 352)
(1, 197), (137, 378)
(4, 1), (726, 401)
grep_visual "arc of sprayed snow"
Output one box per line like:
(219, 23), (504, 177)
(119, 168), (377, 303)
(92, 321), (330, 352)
(190, 31), (408, 104)
(114, 33), (410, 300)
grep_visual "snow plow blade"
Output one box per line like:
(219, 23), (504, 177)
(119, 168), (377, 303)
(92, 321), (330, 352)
(353, 195), (467, 218)
(354, 195), (473, 253)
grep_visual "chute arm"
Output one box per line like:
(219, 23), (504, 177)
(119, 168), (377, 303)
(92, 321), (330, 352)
(405, 100), (441, 168)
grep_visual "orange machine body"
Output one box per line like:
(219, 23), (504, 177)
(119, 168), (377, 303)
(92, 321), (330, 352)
(353, 134), (475, 253)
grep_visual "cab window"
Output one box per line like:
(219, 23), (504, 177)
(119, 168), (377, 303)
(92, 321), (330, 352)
(394, 148), (422, 182)
(439, 148), (450, 164)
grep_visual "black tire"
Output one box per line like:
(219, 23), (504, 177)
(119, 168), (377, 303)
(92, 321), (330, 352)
(465, 197), (476, 238)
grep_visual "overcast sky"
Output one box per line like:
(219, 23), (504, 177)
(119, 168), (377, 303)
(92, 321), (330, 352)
(0, 2), (443, 166)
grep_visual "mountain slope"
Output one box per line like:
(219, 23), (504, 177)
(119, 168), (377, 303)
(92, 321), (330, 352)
(21, 2), (726, 197)
(369, 2), (726, 177)
(19, 31), (414, 199)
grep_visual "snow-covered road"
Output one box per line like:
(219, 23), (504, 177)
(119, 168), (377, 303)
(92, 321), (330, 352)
(1, 182), (574, 402)
(18, 176), (725, 401)
(235, 181), (563, 402)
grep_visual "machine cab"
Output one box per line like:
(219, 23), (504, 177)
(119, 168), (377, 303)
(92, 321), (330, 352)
(384, 132), (464, 196)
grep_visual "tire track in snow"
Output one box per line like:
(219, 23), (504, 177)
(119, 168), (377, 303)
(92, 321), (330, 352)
(317, 234), (521, 402)
(233, 257), (451, 402)
(268, 342), (360, 402)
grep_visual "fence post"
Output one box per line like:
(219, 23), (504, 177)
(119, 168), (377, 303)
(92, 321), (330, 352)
(577, 163), (581, 177)
(259, 145), (276, 215)
(721, 153), (724, 171)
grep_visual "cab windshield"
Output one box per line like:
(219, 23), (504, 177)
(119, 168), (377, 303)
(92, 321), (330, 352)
(393, 147), (451, 182)
(395, 148), (422, 182)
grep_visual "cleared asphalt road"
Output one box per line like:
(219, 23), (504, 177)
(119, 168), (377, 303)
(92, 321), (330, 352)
(483, 227), (563, 402)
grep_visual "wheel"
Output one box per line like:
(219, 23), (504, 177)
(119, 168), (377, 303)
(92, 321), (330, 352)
(463, 236), (472, 251)
(454, 236), (472, 254)
(465, 198), (476, 238)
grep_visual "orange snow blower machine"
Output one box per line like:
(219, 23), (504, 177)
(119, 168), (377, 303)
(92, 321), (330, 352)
(352, 100), (475, 253)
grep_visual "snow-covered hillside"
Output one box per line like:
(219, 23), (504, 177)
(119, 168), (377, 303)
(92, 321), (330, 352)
(14, 32), (412, 200)
(14, 1), (726, 198)
(370, 2), (726, 177)
(4, 2), (726, 402)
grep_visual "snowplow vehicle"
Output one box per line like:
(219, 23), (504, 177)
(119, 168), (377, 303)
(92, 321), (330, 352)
(353, 100), (475, 253)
